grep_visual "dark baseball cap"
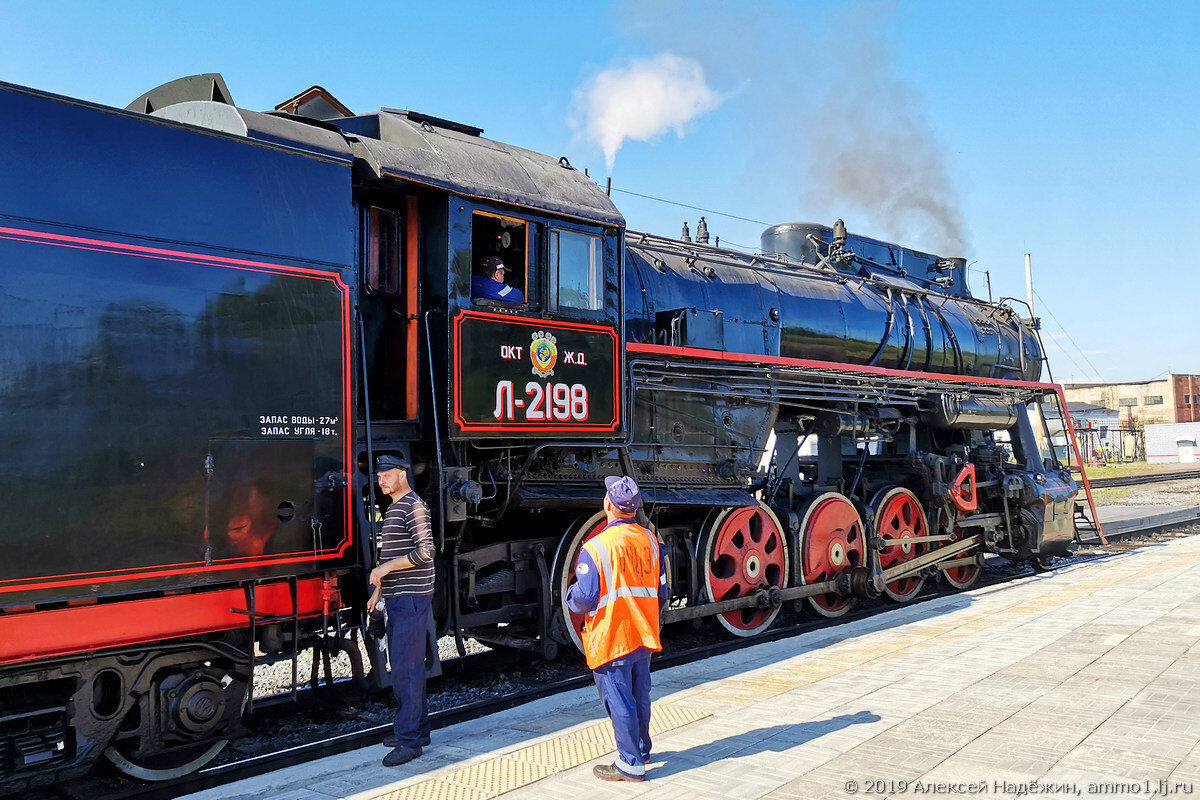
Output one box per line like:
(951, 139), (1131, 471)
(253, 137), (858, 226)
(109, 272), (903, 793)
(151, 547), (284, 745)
(479, 255), (508, 273)
(604, 475), (642, 511)
(376, 454), (410, 473)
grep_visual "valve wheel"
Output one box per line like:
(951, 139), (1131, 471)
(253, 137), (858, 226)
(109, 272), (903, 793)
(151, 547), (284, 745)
(872, 487), (928, 603)
(799, 493), (866, 618)
(701, 503), (788, 636)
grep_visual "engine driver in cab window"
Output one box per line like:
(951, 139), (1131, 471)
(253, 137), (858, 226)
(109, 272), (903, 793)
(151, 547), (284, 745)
(472, 256), (525, 304)
(472, 212), (529, 307)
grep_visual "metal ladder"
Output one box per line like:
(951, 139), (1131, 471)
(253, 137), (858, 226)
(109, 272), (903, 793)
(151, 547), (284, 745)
(231, 576), (300, 713)
(1027, 320), (1107, 546)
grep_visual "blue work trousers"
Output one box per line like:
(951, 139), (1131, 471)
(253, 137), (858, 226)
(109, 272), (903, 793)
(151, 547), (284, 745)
(384, 594), (433, 748)
(593, 647), (653, 776)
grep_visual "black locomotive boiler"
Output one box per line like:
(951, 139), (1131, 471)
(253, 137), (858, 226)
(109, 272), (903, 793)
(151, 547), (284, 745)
(0, 74), (1090, 791)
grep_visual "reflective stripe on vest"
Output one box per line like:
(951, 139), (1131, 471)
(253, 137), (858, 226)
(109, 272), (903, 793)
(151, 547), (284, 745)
(586, 529), (662, 616)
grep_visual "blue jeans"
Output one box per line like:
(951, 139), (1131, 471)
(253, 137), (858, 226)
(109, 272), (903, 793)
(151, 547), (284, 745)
(593, 648), (653, 776)
(384, 594), (433, 748)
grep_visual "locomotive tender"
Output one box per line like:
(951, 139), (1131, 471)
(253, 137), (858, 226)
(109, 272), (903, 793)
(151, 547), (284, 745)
(0, 74), (1087, 789)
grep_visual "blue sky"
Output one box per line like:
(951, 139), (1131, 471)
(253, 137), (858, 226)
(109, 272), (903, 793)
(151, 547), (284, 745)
(2, 0), (1197, 383)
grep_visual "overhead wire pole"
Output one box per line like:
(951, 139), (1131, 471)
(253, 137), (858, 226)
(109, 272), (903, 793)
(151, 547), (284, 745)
(1025, 253), (1035, 320)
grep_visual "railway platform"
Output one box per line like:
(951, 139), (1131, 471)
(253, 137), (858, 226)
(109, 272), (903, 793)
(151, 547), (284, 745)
(184, 508), (1200, 800)
(1095, 503), (1200, 537)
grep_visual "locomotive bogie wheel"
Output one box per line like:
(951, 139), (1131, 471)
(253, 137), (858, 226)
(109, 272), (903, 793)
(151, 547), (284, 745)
(941, 553), (983, 589)
(104, 738), (228, 781)
(941, 537), (982, 589)
(799, 492), (866, 618)
(870, 486), (928, 603)
(701, 502), (788, 637)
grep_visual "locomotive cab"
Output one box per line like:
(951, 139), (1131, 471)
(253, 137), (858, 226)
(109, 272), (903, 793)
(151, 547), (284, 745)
(443, 200), (624, 442)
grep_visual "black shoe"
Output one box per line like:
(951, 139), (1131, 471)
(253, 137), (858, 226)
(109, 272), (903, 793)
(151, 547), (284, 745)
(593, 763), (644, 782)
(382, 745), (422, 767)
(384, 733), (431, 748)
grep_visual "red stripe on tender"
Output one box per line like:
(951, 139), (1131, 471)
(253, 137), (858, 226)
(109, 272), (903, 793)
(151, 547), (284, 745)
(0, 577), (333, 666)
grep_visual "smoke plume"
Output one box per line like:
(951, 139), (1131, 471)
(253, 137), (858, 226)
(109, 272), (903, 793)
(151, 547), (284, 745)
(571, 53), (724, 171)
(800, 26), (969, 256)
(600, 0), (971, 256)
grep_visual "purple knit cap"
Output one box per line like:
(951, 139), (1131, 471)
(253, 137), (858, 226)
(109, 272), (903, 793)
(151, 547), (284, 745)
(604, 475), (642, 511)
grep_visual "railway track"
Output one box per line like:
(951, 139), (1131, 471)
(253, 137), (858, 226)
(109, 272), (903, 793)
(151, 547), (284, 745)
(1085, 467), (1200, 489)
(49, 517), (1200, 800)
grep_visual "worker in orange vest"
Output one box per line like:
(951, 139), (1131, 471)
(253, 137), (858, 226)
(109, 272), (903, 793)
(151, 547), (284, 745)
(566, 475), (668, 782)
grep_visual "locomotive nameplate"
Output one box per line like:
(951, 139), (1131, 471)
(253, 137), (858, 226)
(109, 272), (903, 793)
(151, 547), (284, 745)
(451, 311), (619, 436)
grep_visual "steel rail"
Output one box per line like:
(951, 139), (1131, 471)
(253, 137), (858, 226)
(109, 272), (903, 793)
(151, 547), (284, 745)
(1087, 469), (1200, 489)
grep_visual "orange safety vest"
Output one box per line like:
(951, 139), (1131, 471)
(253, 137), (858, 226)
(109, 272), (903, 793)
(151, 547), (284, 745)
(580, 520), (662, 670)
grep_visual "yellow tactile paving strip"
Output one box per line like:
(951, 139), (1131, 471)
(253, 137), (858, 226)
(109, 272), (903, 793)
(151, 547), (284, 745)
(370, 703), (710, 800)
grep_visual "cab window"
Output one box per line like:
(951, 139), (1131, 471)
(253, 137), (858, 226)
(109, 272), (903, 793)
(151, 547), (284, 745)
(551, 229), (602, 311)
(471, 212), (529, 306)
(367, 206), (402, 293)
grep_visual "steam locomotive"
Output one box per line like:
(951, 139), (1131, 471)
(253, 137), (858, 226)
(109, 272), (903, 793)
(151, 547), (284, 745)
(0, 73), (1087, 790)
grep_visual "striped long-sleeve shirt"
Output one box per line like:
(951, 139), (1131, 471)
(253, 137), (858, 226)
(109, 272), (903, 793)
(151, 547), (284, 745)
(379, 492), (435, 597)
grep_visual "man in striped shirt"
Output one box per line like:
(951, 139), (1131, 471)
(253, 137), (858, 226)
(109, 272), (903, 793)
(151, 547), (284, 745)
(368, 454), (435, 767)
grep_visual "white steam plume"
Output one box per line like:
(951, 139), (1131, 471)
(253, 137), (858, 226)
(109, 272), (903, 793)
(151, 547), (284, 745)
(571, 53), (723, 171)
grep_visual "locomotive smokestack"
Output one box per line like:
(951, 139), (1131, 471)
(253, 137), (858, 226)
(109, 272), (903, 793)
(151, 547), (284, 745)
(681, 221), (691, 242)
(697, 217), (709, 244)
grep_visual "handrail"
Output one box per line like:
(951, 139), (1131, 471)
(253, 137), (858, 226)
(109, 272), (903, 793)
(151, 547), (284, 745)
(355, 307), (379, 567)
(423, 309), (447, 554)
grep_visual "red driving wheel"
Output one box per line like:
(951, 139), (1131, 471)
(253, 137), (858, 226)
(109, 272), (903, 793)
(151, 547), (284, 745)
(799, 493), (865, 618)
(554, 512), (608, 654)
(872, 487), (928, 602)
(701, 503), (788, 636)
(942, 523), (981, 589)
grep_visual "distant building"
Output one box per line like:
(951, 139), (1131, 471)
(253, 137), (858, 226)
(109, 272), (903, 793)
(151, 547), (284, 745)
(1067, 402), (1122, 460)
(1042, 401), (1124, 463)
(1063, 373), (1200, 427)
(1145, 422), (1200, 464)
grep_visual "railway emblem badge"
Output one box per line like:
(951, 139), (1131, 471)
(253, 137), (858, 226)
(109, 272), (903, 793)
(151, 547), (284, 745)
(530, 330), (557, 377)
